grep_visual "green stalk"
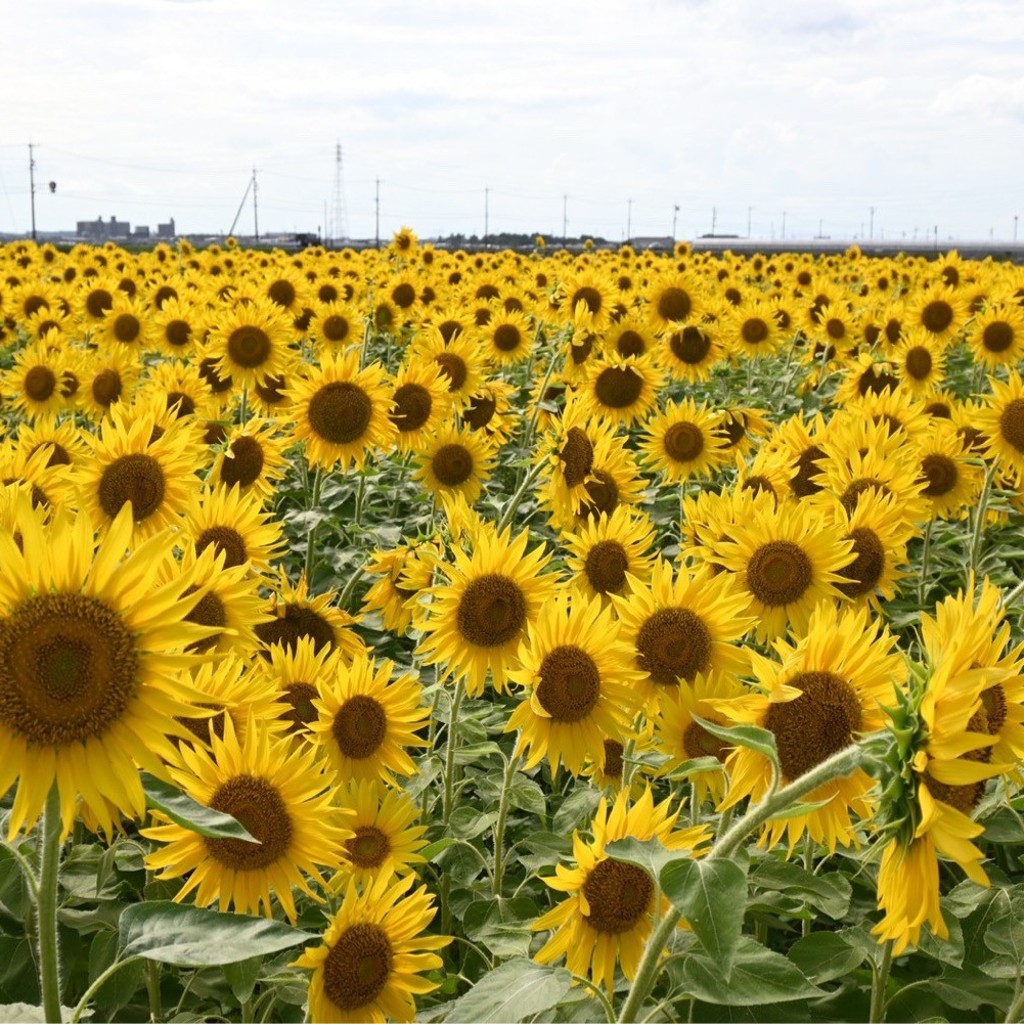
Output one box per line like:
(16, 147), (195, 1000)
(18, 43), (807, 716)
(969, 463), (998, 576)
(918, 517), (934, 606)
(492, 753), (523, 896)
(70, 956), (142, 1024)
(354, 472), (367, 527)
(442, 679), (466, 826)
(146, 960), (162, 1022)
(496, 460), (545, 534)
(37, 784), (64, 1024)
(869, 939), (894, 1023)
(616, 744), (862, 1023)
(303, 468), (323, 581)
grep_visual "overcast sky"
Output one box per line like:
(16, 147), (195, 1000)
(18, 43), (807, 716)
(1, 0), (1021, 242)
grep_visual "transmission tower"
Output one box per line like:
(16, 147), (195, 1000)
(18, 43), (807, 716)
(332, 143), (348, 246)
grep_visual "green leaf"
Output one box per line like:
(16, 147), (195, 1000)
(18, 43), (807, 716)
(463, 897), (538, 959)
(118, 902), (314, 966)
(604, 835), (690, 882)
(690, 714), (779, 767)
(750, 860), (852, 919)
(224, 956), (262, 1004)
(444, 959), (573, 1023)
(420, 838), (458, 861)
(984, 894), (1024, 963)
(0, 1005), (90, 1023)
(141, 773), (258, 843)
(788, 932), (867, 983)
(661, 857), (750, 974)
(679, 937), (823, 1006)
(87, 930), (144, 1015)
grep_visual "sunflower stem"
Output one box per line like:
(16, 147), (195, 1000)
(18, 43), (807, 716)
(969, 462), (997, 577)
(496, 460), (544, 534)
(617, 743), (863, 1023)
(869, 939), (894, 1023)
(1000, 575), (1024, 611)
(146, 960), (163, 1022)
(354, 471), (367, 527)
(303, 468), (323, 581)
(37, 783), (64, 1024)
(918, 516), (934, 606)
(569, 972), (615, 1023)
(69, 956), (142, 1024)
(442, 679), (466, 827)
(239, 385), (248, 425)
(492, 752), (522, 896)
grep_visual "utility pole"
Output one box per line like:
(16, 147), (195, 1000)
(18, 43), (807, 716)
(375, 178), (380, 247)
(252, 167), (259, 242)
(28, 143), (37, 241)
(781, 210), (786, 240)
(1015, 214), (1019, 243)
(672, 204), (679, 240)
(869, 206), (875, 241)
(562, 194), (568, 243)
(747, 206), (752, 238)
(484, 186), (489, 247)
(711, 206), (717, 235)
(626, 198), (632, 242)
(332, 143), (348, 246)
(818, 218), (823, 238)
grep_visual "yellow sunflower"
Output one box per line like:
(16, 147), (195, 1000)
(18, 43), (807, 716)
(413, 423), (495, 507)
(206, 295), (296, 388)
(97, 293), (153, 350)
(255, 635), (343, 741)
(0, 502), (211, 837)
(639, 397), (730, 484)
(307, 652), (430, 785)
(2, 340), (69, 422)
(151, 296), (203, 358)
(967, 302), (1024, 369)
(893, 329), (947, 396)
(417, 522), (559, 696)
(582, 354), (664, 428)
(388, 358), (452, 454)
(714, 602), (905, 852)
(905, 283), (968, 344)
(361, 539), (443, 634)
(410, 327), (489, 411)
(561, 505), (656, 602)
(291, 350), (396, 471)
(655, 321), (727, 384)
(532, 786), (708, 995)
(645, 273), (703, 331)
(331, 779), (429, 889)
(711, 499), (855, 641)
(482, 308), (535, 366)
(505, 591), (645, 775)
(915, 422), (983, 520)
(612, 558), (755, 710)
(208, 418), (289, 502)
(143, 715), (349, 921)
(977, 369), (1024, 476)
(293, 872), (449, 1024)
(183, 484), (285, 573)
(80, 348), (141, 421)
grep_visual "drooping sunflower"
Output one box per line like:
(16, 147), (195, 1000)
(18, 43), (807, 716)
(532, 786), (708, 995)
(417, 522), (559, 695)
(254, 570), (367, 663)
(361, 539), (443, 635)
(183, 484), (285, 573)
(143, 715), (349, 921)
(293, 872), (449, 1024)
(582, 354), (664, 428)
(505, 592), (645, 775)
(0, 502), (211, 838)
(307, 652), (430, 785)
(977, 369), (1024, 476)
(612, 558), (756, 710)
(207, 418), (289, 502)
(639, 397), (730, 484)
(78, 405), (201, 539)
(653, 671), (747, 805)
(711, 499), (855, 641)
(413, 423), (496, 507)
(331, 779), (429, 889)
(561, 505), (656, 602)
(388, 358), (452, 454)
(291, 350), (396, 471)
(714, 602), (905, 852)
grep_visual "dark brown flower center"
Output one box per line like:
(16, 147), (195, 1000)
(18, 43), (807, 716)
(999, 399), (1024, 454)
(24, 366), (57, 402)
(205, 774), (294, 870)
(307, 382), (373, 445)
(322, 923), (393, 1012)
(904, 345), (932, 380)
(345, 825), (391, 869)
(432, 444), (474, 487)
(982, 321), (1014, 353)
(112, 313), (141, 344)
(220, 436), (265, 488)
(663, 422), (704, 463)
(183, 585), (227, 654)
(636, 607), (712, 685)
(682, 719), (731, 761)
(594, 365), (643, 409)
(836, 527), (885, 598)
(559, 427), (594, 487)
(228, 325), (271, 368)
(746, 540), (813, 607)
(920, 454), (959, 498)
(281, 682), (319, 735)
(91, 369), (123, 408)
(582, 859), (653, 933)
(332, 694), (387, 759)
(741, 318), (769, 345)
(435, 353), (468, 391)
(195, 526), (248, 569)
(267, 279), (296, 308)
(669, 325), (710, 364)
(921, 300), (954, 334)
(98, 453), (166, 521)
(583, 540), (629, 595)
(391, 383), (433, 432)
(456, 574), (527, 647)
(493, 324), (522, 352)
(535, 645), (601, 722)
(656, 286), (691, 322)
(463, 394), (496, 430)
(255, 605), (335, 656)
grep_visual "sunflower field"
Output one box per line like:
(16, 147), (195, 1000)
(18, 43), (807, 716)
(1, 232), (1024, 1024)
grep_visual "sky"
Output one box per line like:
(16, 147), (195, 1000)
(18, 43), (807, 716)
(0, 0), (1021, 243)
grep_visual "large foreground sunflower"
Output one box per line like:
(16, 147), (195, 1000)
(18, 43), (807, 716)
(293, 872), (450, 1024)
(0, 502), (210, 837)
(144, 715), (349, 921)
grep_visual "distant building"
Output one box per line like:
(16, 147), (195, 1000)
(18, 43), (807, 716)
(156, 218), (176, 238)
(76, 215), (131, 241)
(631, 235), (676, 250)
(132, 225), (151, 238)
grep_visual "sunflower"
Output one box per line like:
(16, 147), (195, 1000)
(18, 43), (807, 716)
(139, 359), (216, 422)
(143, 715), (348, 921)
(263, 271), (307, 313)
(388, 358), (452, 454)
(711, 499), (854, 641)
(411, 327), (489, 412)
(645, 273), (703, 331)
(206, 295), (296, 388)
(255, 635), (343, 741)
(307, 652), (430, 785)
(78, 404), (201, 539)
(294, 872), (449, 1024)
(331, 779), (429, 889)
(892, 330), (946, 396)
(654, 672), (746, 805)
(656, 321), (727, 384)
(151, 296), (203, 358)
(254, 570), (366, 663)
(0, 502), (211, 837)
(914, 422), (983, 520)
(532, 786), (708, 994)
(505, 592), (645, 775)
(183, 484), (284, 573)
(977, 369), (1024, 476)
(482, 308), (534, 366)
(725, 299), (783, 360)
(413, 423), (495, 507)
(561, 269), (615, 330)
(417, 522), (558, 696)
(715, 602), (905, 852)
(461, 379), (517, 446)
(308, 300), (360, 348)
(2, 340), (69, 422)
(78, 349), (140, 421)
(291, 350), (396, 471)
(640, 398), (729, 484)
(967, 302), (1024, 369)
(607, 316), (656, 360)
(612, 558), (755, 710)
(361, 539), (443, 634)
(208, 418), (289, 501)
(582, 354), (664, 428)
(561, 505), (656, 602)
(97, 294), (152, 350)
(905, 283), (968, 343)
(14, 418), (90, 471)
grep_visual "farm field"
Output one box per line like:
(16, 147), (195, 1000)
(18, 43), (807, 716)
(1, 233), (1024, 1023)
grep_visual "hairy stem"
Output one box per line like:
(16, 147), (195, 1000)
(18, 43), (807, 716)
(37, 784), (64, 1024)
